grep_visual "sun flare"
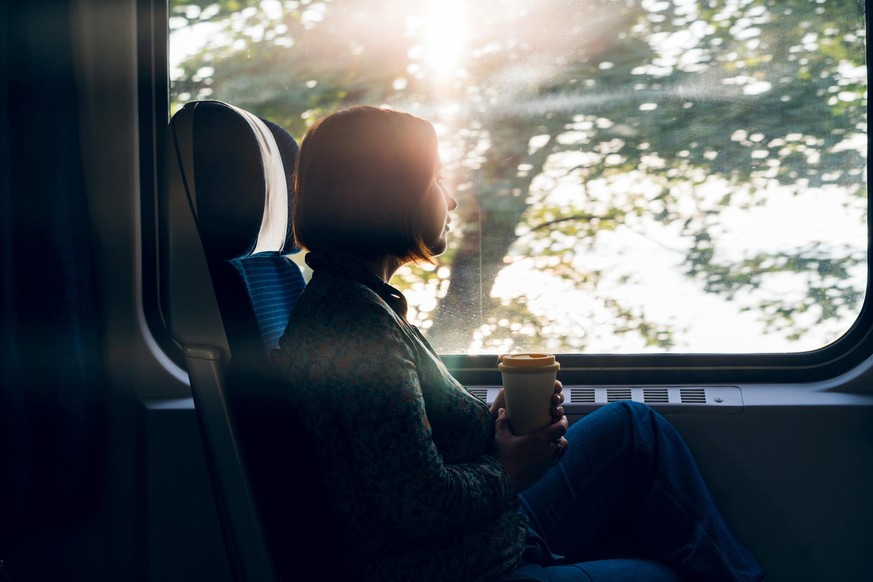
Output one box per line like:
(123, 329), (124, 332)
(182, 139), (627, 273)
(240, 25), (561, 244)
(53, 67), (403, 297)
(424, 0), (468, 77)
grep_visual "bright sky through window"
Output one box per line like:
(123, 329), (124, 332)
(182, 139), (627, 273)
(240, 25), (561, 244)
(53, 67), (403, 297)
(423, 0), (468, 77)
(169, 0), (868, 355)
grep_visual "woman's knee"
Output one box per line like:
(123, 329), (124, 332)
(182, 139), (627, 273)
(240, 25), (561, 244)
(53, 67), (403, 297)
(616, 400), (675, 430)
(565, 401), (666, 456)
(616, 399), (652, 416)
(609, 401), (667, 455)
(609, 400), (657, 430)
(567, 401), (651, 440)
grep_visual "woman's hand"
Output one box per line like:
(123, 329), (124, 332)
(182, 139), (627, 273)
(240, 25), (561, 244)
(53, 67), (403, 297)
(489, 388), (506, 421)
(493, 408), (569, 493)
(550, 380), (565, 423)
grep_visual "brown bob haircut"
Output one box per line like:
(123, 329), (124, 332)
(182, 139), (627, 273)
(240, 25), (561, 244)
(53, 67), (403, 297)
(292, 106), (439, 263)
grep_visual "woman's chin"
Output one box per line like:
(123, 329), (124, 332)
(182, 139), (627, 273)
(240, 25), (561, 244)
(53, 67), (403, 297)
(427, 238), (448, 257)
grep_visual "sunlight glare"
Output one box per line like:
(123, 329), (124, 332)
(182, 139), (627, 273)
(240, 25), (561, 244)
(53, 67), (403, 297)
(424, 0), (468, 77)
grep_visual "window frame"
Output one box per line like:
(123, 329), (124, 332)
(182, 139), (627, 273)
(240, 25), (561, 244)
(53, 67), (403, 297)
(140, 0), (180, 367)
(139, 0), (873, 387)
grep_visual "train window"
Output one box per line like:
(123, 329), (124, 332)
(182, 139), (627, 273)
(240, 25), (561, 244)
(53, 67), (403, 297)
(167, 0), (867, 361)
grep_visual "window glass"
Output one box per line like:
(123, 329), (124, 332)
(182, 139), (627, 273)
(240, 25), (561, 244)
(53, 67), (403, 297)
(169, 0), (867, 355)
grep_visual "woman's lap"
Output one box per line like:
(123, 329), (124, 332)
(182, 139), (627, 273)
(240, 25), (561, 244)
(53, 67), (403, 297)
(514, 401), (765, 582)
(518, 401), (654, 561)
(501, 558), (681, 582)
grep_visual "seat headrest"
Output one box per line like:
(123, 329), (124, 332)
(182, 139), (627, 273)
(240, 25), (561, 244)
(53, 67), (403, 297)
(171, 100), (299, 260)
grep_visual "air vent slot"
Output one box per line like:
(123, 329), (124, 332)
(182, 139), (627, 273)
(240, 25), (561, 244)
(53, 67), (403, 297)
(467, 387), (488, 401)
(643, 388), (669, 403)
(570, 388), (596, 403)
(607, 388), (632, 402)
(680, 387), (707, 404)
(467, 385), (741, 413)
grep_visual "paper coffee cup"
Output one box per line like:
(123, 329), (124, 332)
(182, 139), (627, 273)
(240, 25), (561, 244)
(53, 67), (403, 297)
(498, 353), (560, 435)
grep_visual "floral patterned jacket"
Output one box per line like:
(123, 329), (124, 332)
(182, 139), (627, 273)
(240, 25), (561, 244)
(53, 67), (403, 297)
(274, 251), (527, 581)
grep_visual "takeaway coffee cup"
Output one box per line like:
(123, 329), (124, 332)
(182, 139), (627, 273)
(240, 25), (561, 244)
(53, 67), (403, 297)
(498, 353), (560, 435)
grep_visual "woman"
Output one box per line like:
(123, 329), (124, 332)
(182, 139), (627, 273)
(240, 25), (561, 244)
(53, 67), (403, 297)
(273, 106), (764, 581)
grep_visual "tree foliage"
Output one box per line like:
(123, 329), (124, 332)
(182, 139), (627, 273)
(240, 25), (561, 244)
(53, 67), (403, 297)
(170, 0), (867, 353)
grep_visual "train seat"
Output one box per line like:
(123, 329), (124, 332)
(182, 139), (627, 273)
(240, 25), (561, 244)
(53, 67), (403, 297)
(161, 100), (309, 581)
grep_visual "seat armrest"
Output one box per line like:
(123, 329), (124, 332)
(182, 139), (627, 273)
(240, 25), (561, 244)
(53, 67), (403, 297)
(184, 343), (277, 582)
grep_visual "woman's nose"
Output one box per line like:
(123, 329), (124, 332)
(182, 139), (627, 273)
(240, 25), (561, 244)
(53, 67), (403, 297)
(446, 192), (458, 211)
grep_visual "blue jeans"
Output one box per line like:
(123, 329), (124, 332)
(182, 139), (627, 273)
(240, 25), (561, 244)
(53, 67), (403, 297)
(504, 401), (765, 581)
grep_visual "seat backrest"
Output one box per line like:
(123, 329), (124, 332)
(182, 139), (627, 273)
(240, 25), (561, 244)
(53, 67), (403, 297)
(164, 100), (305, 360)
(161, 100), (306, 582)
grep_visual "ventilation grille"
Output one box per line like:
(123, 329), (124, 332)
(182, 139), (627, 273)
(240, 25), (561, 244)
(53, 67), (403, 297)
(607, 388), (632, 402)
(570, 388), (596, 403)
(571, 387), (674, 405)
(643, 388), (670, 403)
(467, 387), (488, 401)
(680, 387), (707, 404)
(464, 386), (742, 412)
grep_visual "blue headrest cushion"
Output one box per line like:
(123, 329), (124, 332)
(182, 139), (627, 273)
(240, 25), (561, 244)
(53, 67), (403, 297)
(229, 252), (306, 351)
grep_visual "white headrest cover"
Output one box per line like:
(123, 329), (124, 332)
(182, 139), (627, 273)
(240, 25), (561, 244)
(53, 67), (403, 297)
(228, 104), (290, 254)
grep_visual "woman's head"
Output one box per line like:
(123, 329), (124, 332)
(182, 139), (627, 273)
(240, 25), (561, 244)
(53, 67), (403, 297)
(292, 106), (454, 263)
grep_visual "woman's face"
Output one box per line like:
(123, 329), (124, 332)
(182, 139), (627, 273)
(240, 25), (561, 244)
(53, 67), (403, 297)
(417, 160), (457, 257)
